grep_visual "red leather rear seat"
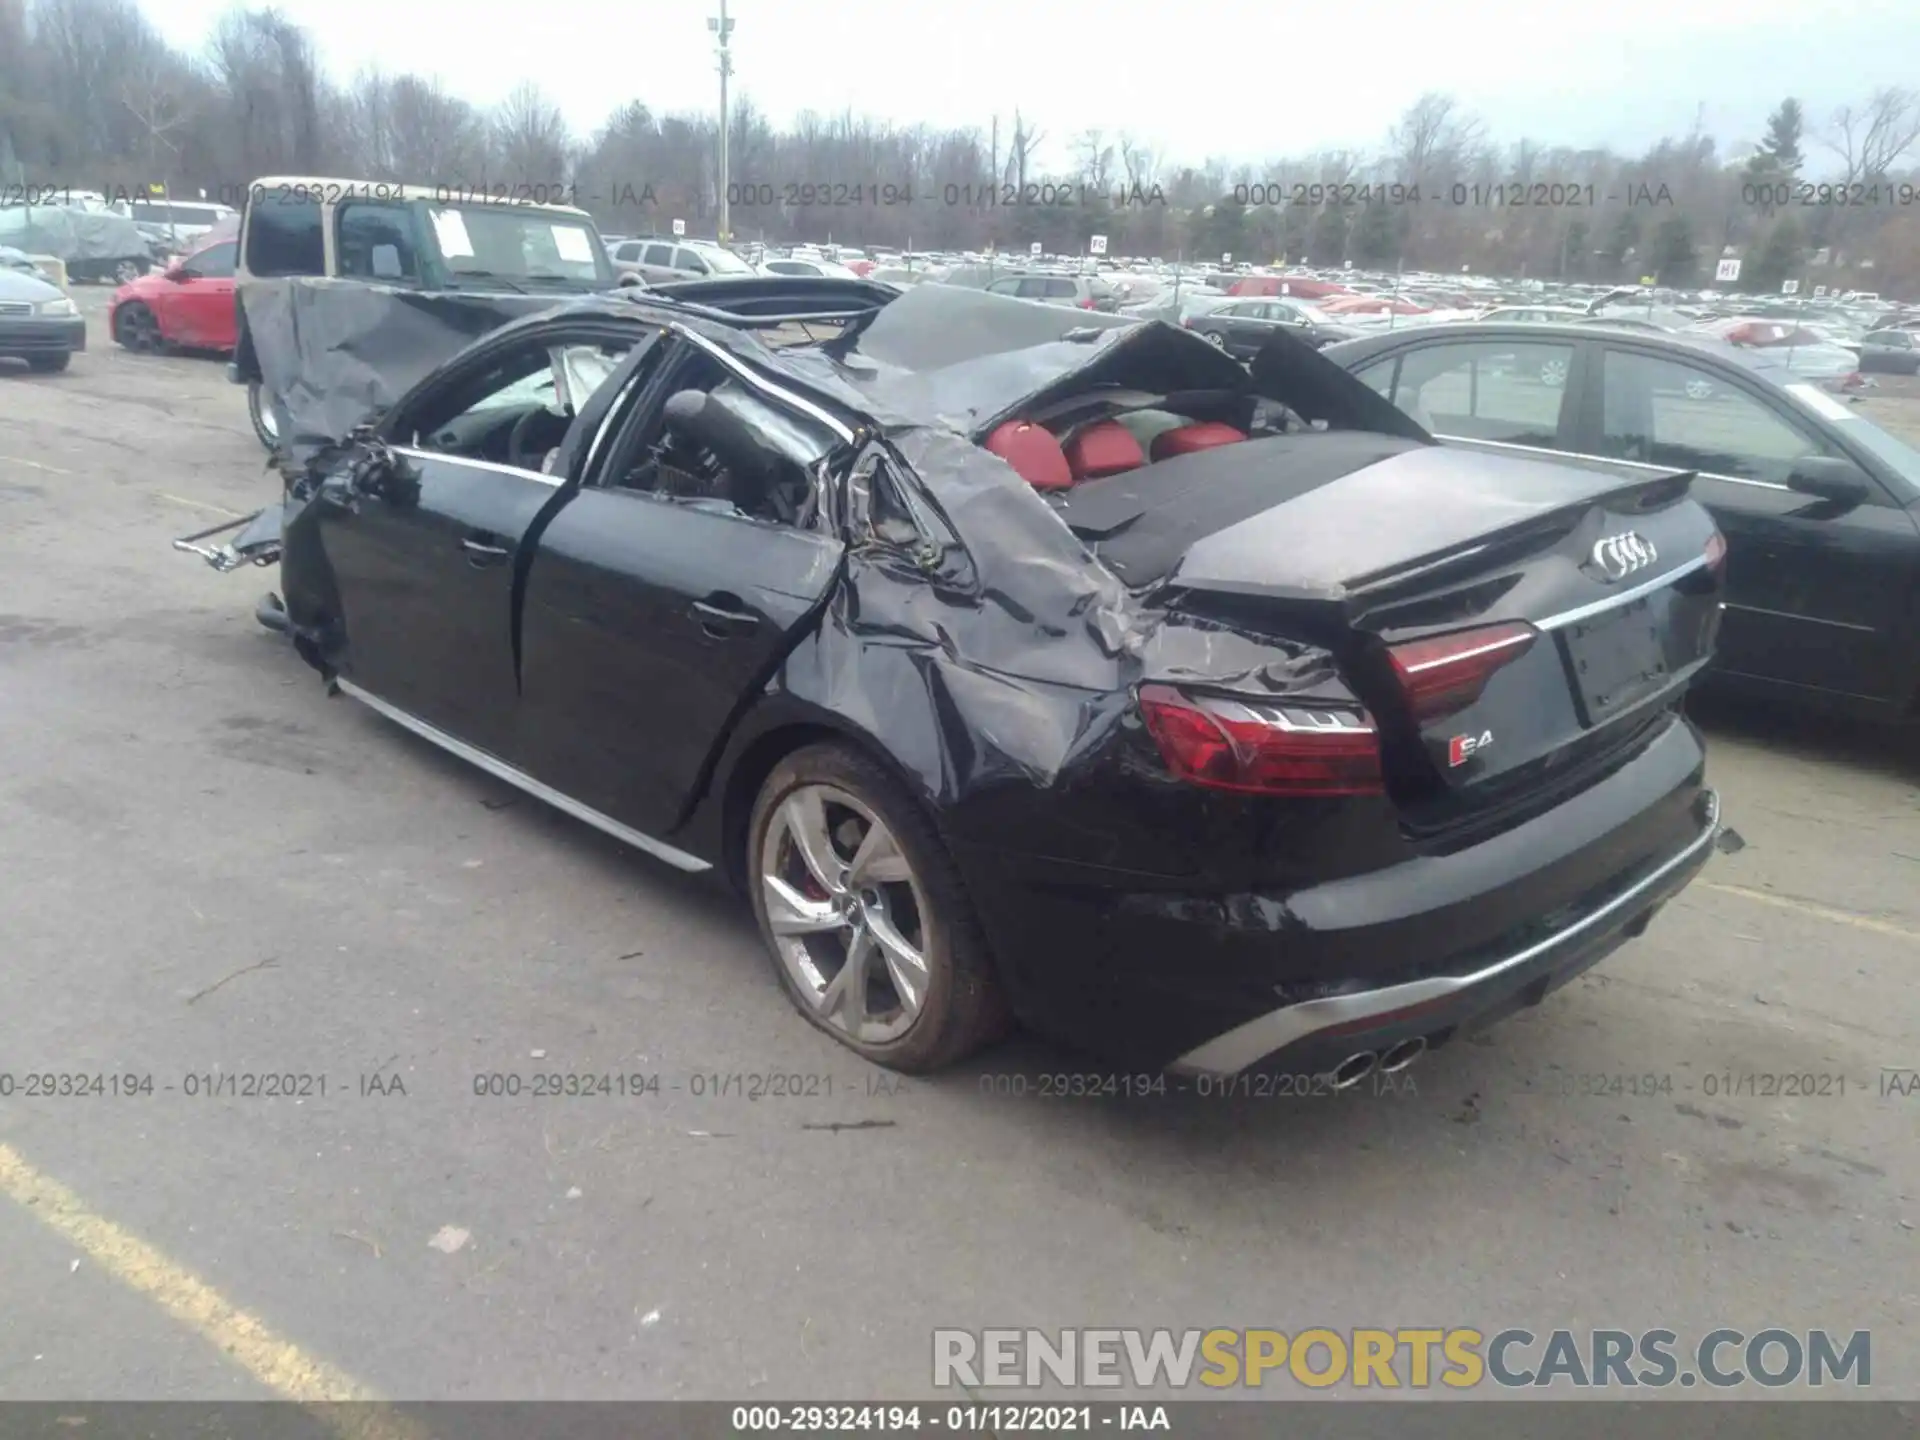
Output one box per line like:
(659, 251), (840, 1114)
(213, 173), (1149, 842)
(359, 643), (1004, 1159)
(1063, 420), (1146, 481)
(1150, 421), (1247, 460)
(985, 420), (1074, 492)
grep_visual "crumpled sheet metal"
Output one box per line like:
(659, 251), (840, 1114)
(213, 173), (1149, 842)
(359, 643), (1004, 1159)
(241, 277), (564, 466)
(253, 275), (1373, 812)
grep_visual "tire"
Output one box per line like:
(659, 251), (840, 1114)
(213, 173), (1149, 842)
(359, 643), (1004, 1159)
(114, 258), (147, 284)
(1540, 356), (1570, 386)
(746, 743), (1010, 1072)
(114, 302), (163, 353)
(27, 352), (71, 373)
(247, 379), (281, 450)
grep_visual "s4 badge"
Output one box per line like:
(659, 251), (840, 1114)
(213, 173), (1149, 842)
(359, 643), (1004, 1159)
(1447, 730), (1493, 767)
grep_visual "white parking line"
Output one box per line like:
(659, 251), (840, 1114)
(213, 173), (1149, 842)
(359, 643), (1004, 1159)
(156, 492), (245, 518)
(0, 453), (75, 475)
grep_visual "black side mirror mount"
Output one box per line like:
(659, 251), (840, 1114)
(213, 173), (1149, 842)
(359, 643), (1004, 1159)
(1786, 456), (1872, 509)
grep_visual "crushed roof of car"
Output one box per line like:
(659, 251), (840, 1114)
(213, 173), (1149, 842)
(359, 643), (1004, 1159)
(240, 273), (1425, 463)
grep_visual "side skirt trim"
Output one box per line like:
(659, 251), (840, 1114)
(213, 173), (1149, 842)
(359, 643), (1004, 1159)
(336, 678), (713, 874)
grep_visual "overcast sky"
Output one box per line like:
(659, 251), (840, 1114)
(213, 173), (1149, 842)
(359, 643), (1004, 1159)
(142, 0), (1917, 175)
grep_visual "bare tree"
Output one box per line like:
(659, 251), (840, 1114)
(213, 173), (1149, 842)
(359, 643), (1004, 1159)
(1004, 108), (1043, 191)
(1389, 92), (1484, 180)
(489, 81), (569, 183)
(1117, 133), (1155, 191)
(1074, 128), (1113, 193)
(1825, 87), (1920, 181)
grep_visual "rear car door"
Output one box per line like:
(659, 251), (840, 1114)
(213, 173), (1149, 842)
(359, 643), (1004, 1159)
(314, 319), (647, 757)
(512, 333), (852, 838)
(641, 243), (677, 282)
(1348, 335), (1582, 451)
(1578, 344), (1912, 701)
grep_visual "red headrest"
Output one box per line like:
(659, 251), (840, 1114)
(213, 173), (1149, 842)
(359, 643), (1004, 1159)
(985, 420), (1074, 492)
(1064, 419), (1146, 480)
(1150, 421), (1247, 461)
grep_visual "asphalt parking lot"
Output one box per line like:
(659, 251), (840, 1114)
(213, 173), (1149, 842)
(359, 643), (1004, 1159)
(3, 289), (1919, 1405)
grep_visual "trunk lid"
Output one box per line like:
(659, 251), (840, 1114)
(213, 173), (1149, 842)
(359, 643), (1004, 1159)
(1084, 440), (1725, 830)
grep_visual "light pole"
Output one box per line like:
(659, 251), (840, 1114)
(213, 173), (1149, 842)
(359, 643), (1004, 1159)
(709, 2), (735, 244)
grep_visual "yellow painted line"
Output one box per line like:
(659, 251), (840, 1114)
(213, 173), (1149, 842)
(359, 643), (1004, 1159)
(157, 492), (245, 518)
(1705, 883), (1920, 942)
(0, 453), (75, 476)
(0, 1141), (431, 1439)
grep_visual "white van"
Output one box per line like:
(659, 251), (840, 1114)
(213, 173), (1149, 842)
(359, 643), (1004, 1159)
(115, 199), (238, 247)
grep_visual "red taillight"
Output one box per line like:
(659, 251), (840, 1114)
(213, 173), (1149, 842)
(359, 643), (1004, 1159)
(1704, 530), (1727, 576)
(1138, 686), (1384, 796)
(1387, 621), (1537, 723)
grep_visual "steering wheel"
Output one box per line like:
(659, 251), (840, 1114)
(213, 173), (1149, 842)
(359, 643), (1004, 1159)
(507, 407), (556, 473)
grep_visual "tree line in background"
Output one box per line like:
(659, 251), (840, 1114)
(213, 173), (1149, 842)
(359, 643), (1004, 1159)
(4, 0), (1920, 294)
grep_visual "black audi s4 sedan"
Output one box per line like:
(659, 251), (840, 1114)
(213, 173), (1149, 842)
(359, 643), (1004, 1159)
(181, 279), (1727, 1082)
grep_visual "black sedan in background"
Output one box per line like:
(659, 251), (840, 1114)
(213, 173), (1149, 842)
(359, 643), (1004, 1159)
(0, 264), (84, 372)
(184, 282), (1725, 1083)
(1187, 297), (1359, 356)
(1325, 322), (1920, 723)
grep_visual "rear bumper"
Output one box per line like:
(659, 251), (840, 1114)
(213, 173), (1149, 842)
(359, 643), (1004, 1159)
(1168, 789), (1718, 1076)
(0, 316), (85, 355)
(955, 713), (1717, 1074)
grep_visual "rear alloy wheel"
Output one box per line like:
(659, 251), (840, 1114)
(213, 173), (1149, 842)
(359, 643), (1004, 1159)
(748, 744), (1008, 1072)
(1539, 356), (1570, 386)
(1683, 377), (1715, 401)
(114, 258), (146, 284)
(114, 302), (162, 353)
(247, 379), (281, 450)
(1204, 330), (1227, 349)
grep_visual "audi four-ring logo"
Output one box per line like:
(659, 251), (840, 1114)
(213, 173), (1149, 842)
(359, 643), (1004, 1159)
(1590, 532), (1658, 582)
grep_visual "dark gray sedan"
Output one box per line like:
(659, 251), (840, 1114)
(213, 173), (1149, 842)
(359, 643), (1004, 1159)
(1858, 329), (1920, 375)
(1188, 297), (1358, 356)
(0, 265), (85, 372)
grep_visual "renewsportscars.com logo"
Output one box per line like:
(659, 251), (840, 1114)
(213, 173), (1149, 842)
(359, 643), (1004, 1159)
(933, 1327), (1871, 1391)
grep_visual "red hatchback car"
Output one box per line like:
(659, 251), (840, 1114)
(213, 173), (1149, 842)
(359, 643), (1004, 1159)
(108, 236), (238, 353)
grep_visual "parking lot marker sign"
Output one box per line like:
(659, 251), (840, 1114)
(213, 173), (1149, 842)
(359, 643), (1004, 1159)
(1030, 242), (1042, 256)
(1782, 278), (1800, 295)
(1089, 235), (1108, 256)
(1221, 252), (1232, 265)
(672, 218), (686, 237)
(1715, 257), (1741, 282)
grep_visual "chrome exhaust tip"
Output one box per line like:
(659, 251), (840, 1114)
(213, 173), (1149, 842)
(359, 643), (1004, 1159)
(1329, 1051), (1378, 1090)
(1379, 1036), (1427, 1073)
